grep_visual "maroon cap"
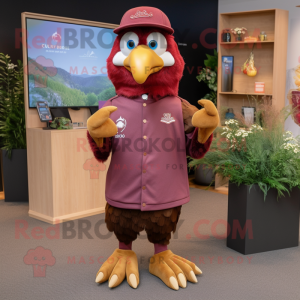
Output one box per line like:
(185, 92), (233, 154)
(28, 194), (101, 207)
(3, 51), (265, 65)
(114, 6), (174, 34)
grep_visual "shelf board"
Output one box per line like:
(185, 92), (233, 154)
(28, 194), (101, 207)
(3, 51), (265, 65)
(219, 92), (273, 96)
(220, 41), (274, 45)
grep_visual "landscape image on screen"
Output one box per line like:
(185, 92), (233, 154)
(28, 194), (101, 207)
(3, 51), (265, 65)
(26, 18), (117, 107)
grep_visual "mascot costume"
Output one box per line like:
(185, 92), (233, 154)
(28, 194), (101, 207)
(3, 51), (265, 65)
(87, 6), (219, 290)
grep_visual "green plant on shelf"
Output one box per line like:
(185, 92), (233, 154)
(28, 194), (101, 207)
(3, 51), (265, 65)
(0, 53), (26, 158)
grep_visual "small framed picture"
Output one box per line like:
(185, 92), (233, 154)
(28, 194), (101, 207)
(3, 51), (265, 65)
(241, 106), (256, 125)
(221, 56), (234, 92)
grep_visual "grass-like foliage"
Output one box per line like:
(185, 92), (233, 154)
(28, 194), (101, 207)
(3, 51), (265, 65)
(0, 54), (26, 158)
(188, 103), (300, 199)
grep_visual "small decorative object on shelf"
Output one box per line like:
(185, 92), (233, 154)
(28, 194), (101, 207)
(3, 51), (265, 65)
(230, 27), (247, 41)
(244, 36), (258, 42)
(246, 52), (257, 77)
(221, 56), (234, 92)
(222, 29), (231, 42)
(258, 31), (267, 41)
(287, 90), (300, 126)
(255, 82), (265, 93)
(242, 49), (258, 77)
(241, 106), (256, 125)
(241, 58), (249, 74)
(225, 108), (235, 120)
(50, 117), (73, 129)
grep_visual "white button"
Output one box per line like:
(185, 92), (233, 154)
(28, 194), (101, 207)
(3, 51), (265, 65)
(142, 94), (148, 100)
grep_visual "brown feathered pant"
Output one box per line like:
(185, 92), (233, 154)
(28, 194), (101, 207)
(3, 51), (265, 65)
(105, 203), (182, 245)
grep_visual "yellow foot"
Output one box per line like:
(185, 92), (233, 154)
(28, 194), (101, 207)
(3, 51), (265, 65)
(149, 250), (202, 290)
(95, 249), (139, 289)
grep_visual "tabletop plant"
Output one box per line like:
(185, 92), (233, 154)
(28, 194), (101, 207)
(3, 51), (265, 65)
(231, 27), (247, 41)
(50, 117), (73, 129)
(196, 49), (218, 105)
(188, 102), (300, 199)
(0, 53), (26, 158)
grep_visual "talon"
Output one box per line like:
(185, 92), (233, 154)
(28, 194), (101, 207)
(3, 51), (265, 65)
(195, 266), (202, 275)
(95, 272), (103, 283)
(109, 274), (118, 288)
(169, 276), (179, 290)
(178, 273), (186, 288)
(129, 274), (137, 288)
(190, 271), (198, 283)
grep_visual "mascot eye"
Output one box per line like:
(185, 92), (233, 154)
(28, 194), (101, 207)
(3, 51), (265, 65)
(120, 32), (139, 56)
(127, 40), (135, 49)
(148, 40), (158, 50)
(146, 32), (167, 56)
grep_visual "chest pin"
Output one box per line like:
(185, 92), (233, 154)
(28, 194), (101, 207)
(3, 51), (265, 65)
(142, 94), (148, 100)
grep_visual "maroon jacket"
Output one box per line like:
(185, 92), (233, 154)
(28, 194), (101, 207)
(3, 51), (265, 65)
(87, 95), (212, 211)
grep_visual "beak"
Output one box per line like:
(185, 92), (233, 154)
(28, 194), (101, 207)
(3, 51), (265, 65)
(124, 45), (164, 84)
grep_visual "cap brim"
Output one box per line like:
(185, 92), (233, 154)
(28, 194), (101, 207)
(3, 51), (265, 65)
(114, 23), (174, 34)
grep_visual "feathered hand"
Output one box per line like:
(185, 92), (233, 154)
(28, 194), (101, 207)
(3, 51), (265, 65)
(191, 100), (219, 143)
(87, 106), (118, 147)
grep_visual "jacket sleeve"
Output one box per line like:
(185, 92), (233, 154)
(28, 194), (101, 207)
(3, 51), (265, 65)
(180, 97), (213, 158)
(87, 133), (112, 163)
(186, 128), (213, 159)
(86, 98), (113, 163)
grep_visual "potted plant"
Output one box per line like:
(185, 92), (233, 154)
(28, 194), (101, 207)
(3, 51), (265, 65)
(196, 49), (218, 106)
(194, 104), (300, 254)
(230, 27), (247, 41)
(0, 53), (28, 202)
(191, 50), (218, 185)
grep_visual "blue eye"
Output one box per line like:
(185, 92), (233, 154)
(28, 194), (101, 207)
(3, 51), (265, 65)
(127, 40), (135, 50)
(148, 40), (158, 50)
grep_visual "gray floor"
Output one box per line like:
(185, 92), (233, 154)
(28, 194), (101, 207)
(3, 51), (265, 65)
(0, 188), (299, 300)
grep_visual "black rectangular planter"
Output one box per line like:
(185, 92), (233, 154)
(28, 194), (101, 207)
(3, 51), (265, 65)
(1, 149), (29, 202)
(227, 182), (300, 255)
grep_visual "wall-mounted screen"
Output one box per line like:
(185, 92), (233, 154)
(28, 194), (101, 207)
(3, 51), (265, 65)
(25, 18), (117, 108)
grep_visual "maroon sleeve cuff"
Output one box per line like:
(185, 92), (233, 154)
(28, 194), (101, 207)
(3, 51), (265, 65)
(87, 131), (112, 162)
(186, 128), (213, 159)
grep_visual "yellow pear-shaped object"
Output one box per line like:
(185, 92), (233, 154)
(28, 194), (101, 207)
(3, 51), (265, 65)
(247, 67), (257, 77)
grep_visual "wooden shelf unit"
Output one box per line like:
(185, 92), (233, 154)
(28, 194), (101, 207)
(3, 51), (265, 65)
(217, 9), (289, 121)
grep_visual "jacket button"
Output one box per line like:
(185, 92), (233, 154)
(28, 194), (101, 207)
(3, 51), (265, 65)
(143, 136), (147, 140)
(142, 203), (146, 207)
(143, 119), (147, 123)
(142, 186), (146, 190)
(143, 152), (147, 156)
(143, 169), (146, 173)
(143, 103), (147, 107)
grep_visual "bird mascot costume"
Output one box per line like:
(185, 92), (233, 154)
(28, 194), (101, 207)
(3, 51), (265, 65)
(87, 6), (219, 290)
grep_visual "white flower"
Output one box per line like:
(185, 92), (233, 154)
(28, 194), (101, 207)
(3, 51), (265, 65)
(294, 149), (299, 153)
(284, 137), (297, 142)
(206, 76), (211, 80)
(242, 133), (248, 137)
(7, 63), (15, 70)
(226, 133), (232, 138)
